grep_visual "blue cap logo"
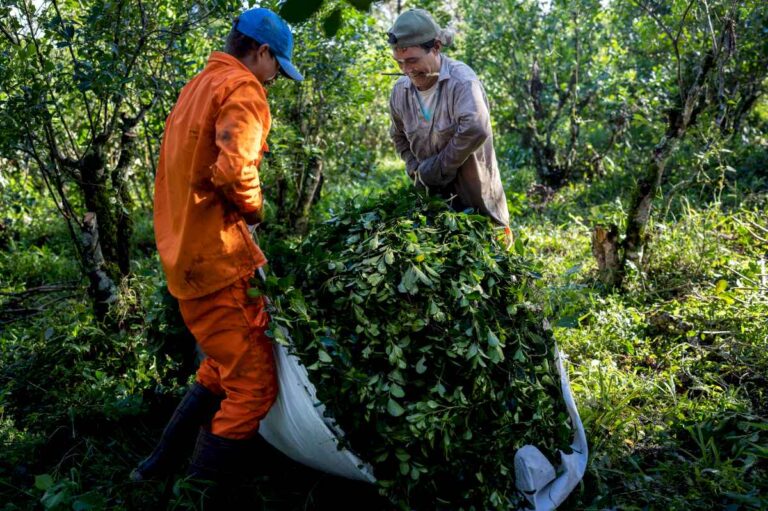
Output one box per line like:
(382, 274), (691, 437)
(235, 8), (303, 81)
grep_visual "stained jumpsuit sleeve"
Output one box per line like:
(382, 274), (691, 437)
(429, 79), (492, 186)
(389, 89), (419, 178)
(210, 82), (268, 215)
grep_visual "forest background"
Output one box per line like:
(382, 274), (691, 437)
(0, 0), (766, 509)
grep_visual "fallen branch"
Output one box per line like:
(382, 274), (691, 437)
(733, 218), (768, 244)
(746, 218), (768, 234)
(0, 294), (77, 326)
(0, 283), (80, 298)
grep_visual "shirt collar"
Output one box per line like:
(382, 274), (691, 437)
(208, 51), (251, 73)
(437, 55), (451, 82)
(206, 51), (268, 96)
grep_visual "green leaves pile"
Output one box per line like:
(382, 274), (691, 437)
(262, 189), (572, 510)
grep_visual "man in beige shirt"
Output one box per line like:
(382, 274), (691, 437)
(388, 9), (510, 229)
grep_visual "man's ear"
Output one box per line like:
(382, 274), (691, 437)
(258, 43), (271, 59)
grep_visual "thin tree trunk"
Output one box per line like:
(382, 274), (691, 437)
(79, 151), (119, 278)
(592, 39), (726, 289)
(526, 60), (569, 188)
(294, 155), (324, 235)
(81, 212), (118, 320)
(622, 138), (675, 268)
(112, 116), (140, 276)
(274, 170), (288, 224)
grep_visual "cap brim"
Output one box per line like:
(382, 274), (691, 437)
(276, 56), (303, 81)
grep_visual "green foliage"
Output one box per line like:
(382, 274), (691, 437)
(262, 5), (392, 229)
(0, 0), (766, 509)
(262, 188), (571, 509)
(280, 0), (326, 23)
(462, 0), (635, 186)
(0, 0), (239, 279)
(279, 0), (376, 24)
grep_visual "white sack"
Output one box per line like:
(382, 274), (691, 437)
(514, 345), (589, 510)
(259, 326), (376, 483)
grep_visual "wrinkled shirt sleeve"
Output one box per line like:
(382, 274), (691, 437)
(389, 90), (419, 177)
(435, 80), (492, 182)
(210, 82), (267, 215)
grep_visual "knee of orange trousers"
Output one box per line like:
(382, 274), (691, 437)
(178, 277), (278, 440)
(195, 348), (277, 439)
(198, 332), (278, 439)
(210, 377), (278, 440)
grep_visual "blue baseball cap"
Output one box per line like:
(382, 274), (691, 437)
(235, 8), (303, 81)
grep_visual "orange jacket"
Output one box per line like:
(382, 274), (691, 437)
(154, 52), (270, 300)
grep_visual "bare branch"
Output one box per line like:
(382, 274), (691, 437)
(0, 284), (80, 299)
(700, 0), (718, 54)
(545, 68), (577, 142)
(634, 0), (685, 103)
(0, 20), (20, 45)
(674, 0), (697, 45)
(105, 0), (149, 139)
(50, 0), (97, 135)
(22, 119), (86, 242)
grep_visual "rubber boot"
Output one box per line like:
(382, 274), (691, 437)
(185, 428), (252, 505)
(130, 383), (222, 481)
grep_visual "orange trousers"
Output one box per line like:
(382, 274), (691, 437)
(178, 276), (278, 440)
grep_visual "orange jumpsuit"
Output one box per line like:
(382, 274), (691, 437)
(154, 51), (277, 440)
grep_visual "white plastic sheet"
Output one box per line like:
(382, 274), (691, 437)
(259, 328), (376, 483)
(514, 345), (589, 510)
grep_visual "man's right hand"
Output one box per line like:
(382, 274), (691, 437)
(406, 157), (419, 179)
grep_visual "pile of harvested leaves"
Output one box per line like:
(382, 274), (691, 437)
(260, 188), (572, 510)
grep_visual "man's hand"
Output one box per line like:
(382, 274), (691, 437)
(242, 209), (263, 226)
(417, 155), (442, 186)
(406, 157), (418, 179)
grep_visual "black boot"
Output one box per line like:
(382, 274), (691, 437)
(130, 383), (222, 481)
(185, 428), (251, 504)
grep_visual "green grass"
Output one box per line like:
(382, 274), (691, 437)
(511, 171), (768, 510)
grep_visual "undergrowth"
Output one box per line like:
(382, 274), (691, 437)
(1, 161), (766, 510)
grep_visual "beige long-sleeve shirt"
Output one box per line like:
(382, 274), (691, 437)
(389, 55), (509, 226)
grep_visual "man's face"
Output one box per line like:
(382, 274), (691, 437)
(392, 45), (440, 90)
(245, 44), (281, 87)
(259, 46), (281, 87)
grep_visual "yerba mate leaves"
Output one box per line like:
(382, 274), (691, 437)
(265, 188), (571, 510)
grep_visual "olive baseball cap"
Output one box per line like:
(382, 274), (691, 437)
(387, 9), (441, 48)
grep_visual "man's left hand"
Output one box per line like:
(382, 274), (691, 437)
(417, 155), (443, 186)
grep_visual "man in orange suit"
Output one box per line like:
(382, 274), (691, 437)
(131, 7), (302, 495)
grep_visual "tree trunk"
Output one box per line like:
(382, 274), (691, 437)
(526, 60), (568, 188)
(293, 155), (323, 235)
(79, 148), (119, 279)
(112, 116), (139, 276)
(622, 139), (675, 268)
(81, 212), (118, 320)
(274, 170), (288, 225)
(592, 40), (725, 289)
(591, 224), (621, 287)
